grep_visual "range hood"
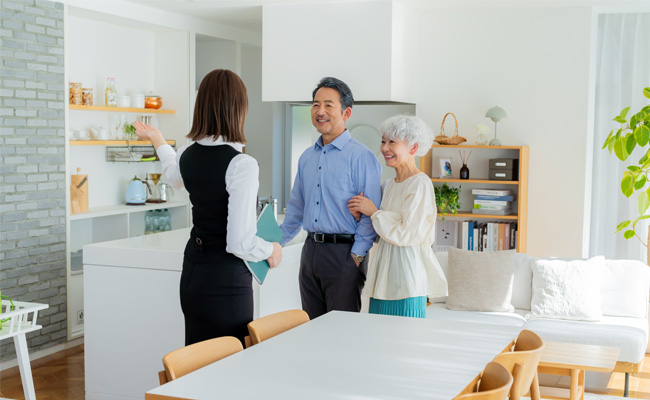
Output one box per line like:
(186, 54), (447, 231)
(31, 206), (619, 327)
(262, 1), (419, 104)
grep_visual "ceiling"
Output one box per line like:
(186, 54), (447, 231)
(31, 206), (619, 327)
(124, 0), (650, 34)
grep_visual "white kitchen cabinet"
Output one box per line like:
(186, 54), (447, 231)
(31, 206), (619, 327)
(262, 1), (418, 102)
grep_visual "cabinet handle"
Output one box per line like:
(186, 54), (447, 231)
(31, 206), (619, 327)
(495, 162), (506, 166)
(495, 173), (506, 177)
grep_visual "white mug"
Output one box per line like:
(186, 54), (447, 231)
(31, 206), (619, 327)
(69, 130), (79, 140)
(79, 130), (90, 140)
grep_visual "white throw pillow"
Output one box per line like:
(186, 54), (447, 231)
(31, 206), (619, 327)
(601, 259), (649, 318)
(527, 256), (605, 321)
(445, 248), (518, 312)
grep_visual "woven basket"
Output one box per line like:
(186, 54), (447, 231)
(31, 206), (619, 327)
(434, 112), (467, 145)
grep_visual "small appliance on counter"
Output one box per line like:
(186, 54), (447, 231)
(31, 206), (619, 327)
(125, 175), (149, 205)
(70, 167), (88, 214)
(145, 173), (164, 203)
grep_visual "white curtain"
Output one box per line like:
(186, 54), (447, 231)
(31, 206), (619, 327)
(590, 13), (650, 261)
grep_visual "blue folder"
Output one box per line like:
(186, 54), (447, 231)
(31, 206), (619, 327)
(244, 204), (283, 284)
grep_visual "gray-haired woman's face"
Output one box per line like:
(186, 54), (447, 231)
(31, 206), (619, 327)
(380, 133), (416, 169)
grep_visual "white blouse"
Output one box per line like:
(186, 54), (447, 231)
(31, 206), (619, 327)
(156, 137), (273, 263)
(363, 172), (448, 300)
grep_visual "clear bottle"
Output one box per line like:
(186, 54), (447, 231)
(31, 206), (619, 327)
(162, 209), (172, 232)
(145, 210), (155, 235)
(105, 77), (117, 107)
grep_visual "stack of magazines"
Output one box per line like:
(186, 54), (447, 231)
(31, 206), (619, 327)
(471, 189), (516, 215)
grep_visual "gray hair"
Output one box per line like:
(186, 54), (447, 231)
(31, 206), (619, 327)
(379, 114), (433, 157)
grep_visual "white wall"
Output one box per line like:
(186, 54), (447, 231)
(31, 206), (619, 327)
(241, 45), (276, 198)
(416, 6), (594, 258)
(196, 38), (240, 88)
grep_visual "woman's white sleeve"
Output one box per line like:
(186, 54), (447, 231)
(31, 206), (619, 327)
(370, 182), (436, 247)
(156, 144), (185, 190)
(225, 154), (274, 262)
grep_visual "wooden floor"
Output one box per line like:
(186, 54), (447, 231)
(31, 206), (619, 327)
(0, 344), (649, 399)
(0, 345), (84, 400)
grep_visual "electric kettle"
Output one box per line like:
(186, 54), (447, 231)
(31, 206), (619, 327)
(125, 176), (149, 205)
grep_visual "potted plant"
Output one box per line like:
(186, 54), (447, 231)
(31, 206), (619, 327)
(434, 182), (461, 220)
(602, 87), (650, 256)
(123, 123), (136, 139)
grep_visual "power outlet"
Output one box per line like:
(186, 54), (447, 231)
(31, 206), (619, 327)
(77, 309), (84, 325)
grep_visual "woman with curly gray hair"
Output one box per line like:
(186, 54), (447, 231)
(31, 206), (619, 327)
(348, 114), (447, 318)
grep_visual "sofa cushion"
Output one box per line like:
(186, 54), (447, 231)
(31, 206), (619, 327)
(446, 248), (520, 312)
(433, 251), (533, 310)
(527, 256), (605, 321)
(427, 303), (527, 327)
(524, 315), (648, 364)
(602, 259), (649, 318)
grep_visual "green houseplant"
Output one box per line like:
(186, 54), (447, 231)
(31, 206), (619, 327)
(434, 183), (461, 220)
(602, 87), (650, 249)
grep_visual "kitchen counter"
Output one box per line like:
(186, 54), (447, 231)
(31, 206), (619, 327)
(83, 223), (306, 400)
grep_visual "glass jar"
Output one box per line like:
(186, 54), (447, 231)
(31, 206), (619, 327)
(82, 88), (93, 106)
(69, 82), (82, 105)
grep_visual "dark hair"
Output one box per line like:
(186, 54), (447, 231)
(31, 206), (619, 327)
(312, 77), (354, 111)
(187, 69), (248, 143)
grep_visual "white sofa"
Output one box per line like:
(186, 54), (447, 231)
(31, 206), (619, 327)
(427, 251), (649, 394)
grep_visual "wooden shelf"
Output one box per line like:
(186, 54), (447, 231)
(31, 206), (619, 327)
(70, 140), (176, 146)
(437, 212), (519, 220)
(69, 104), (175, 114)
(431, 178), (518, 185)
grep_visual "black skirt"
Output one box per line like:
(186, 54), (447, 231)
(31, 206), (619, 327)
(180, 238), (253, 346)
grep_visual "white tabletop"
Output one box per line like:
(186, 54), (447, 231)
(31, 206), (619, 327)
(146, 311), (520, 400)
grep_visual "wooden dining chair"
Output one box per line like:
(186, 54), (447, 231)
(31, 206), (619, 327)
(492, 329), (545, 400)
(158, 336), (243, 384)
(247, 309), (310, 345)
(455, 361), (514, 399)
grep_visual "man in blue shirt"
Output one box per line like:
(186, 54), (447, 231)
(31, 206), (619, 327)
(280, 77), (382, 319)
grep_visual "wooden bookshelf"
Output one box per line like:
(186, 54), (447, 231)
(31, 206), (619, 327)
(421, 144), (529, 252)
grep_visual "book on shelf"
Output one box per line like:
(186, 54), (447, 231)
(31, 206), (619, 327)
(472, 208), (513, 215)
(475, 194), (517, 201)
(473, 224), (479, 252)
(509, 223), (517, 249)
(472, 189), (514, 196)
(473, 203), (510, 210)
(474, 199), (512, 207)
(492, 223), (499, 251)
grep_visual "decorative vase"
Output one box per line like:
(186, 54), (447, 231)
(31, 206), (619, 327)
(460, 164), (469, 179)
(475, 133), (488, 146)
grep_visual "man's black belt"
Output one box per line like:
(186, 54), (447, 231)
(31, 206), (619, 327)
(308, 232), (355, 244)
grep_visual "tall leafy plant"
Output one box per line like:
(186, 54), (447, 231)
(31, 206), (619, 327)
(602, 87), (650, 245)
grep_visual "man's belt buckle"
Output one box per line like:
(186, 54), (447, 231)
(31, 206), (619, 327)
(313, 233), (325, 243)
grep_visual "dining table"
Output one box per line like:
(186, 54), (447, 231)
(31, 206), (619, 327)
(145, 310), (521, 400)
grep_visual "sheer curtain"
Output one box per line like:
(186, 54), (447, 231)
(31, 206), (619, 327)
(590, 13), (650, 261)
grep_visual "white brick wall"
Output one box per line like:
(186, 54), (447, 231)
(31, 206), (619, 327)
(0, 0), (67, 359)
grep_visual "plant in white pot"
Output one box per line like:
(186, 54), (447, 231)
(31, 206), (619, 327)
(602, 87), (650, 258)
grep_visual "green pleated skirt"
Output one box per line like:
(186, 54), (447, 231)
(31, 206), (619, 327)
(368, 296), (427, 318)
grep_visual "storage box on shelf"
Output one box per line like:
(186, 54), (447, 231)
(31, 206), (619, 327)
(421, 144), (528, 252)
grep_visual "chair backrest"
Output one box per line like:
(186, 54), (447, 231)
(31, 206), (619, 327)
(247, 309), (310, 345)
(456, 361), (514, 399)
(162, 336), (243, 381)
(493, 329), (544, 399)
